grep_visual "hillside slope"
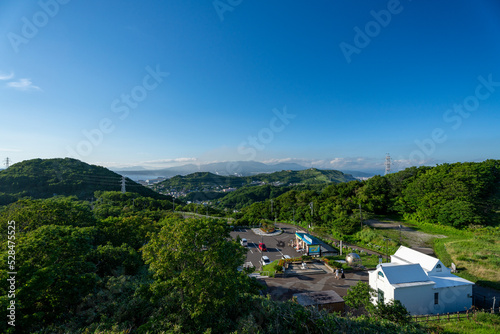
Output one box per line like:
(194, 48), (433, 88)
(0, 158), (168, 205)
(157, 168), (355, 193)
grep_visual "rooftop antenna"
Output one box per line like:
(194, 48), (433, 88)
(384, 153), (391, 175)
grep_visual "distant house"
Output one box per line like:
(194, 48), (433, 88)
(369, 246), (473, 315)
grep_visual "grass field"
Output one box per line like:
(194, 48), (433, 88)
(364, 215), (500, 291)
(396, 216), (500, 291)
(422, 310), (500, 334)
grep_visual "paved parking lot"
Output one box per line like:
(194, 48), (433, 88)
(263, 271), (369, 301)
(231, 224), (305, 269)
(230, 224), (371, 303)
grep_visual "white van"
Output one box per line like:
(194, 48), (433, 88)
(240, 238), (247, 247)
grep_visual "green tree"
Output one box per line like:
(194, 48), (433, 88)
(437, 199), (482, 228)
(0, 225), (97, 332)
(372, 299), (412, 325)
(142, 217), (255, 332)
(344, 281), (375, 310)
(0, 197), (95, 237)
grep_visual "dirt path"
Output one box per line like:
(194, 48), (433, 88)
(363, 219), (447, 254)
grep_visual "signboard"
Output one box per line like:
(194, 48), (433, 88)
(308, 245), (320, 253)
(304, 235), (313, 244)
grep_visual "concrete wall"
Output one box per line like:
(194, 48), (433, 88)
(369, 270), (473, 315)
(432, 285), (473, 314)
(393, 285), (435, 315)
(425, 261), (451, 276)
(369, 269), (394, 304)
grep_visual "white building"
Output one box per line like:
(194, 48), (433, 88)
(369, 246), (474, 315)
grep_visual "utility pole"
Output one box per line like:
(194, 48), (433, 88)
(309, 202), (314, 230)
(359, 203), (363, 229)
(384, 238), (391, 262)
(121, 176), (126, 193)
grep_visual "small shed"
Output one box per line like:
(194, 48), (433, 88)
(295, 232), (337, 256)
(293, 290), (345, 313)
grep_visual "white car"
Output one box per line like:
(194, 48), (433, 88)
(282, 255), (291, 260)
(240, 238), (247, 247)
(260, 256), (271, 267)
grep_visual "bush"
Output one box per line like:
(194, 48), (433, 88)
(371, 300), (412, 326)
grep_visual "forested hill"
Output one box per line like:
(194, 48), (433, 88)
(156, 168), (355, 192)
(0, 158), (168, 205)
(237, 160), (500, 231)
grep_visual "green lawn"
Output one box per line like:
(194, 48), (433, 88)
(422, 311), (500, 334)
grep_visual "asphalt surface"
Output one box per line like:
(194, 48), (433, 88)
(263, 270), (370, 301)
(230, 224), (302, 269)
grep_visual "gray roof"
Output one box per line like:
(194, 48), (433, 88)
(293, 290), (344, 306)
(379, 263), (433, 285)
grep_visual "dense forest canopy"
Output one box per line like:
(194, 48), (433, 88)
(0, 194), (425, 333)
(237, 160), (500, 232)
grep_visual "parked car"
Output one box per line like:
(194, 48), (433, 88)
(260, 256), (271, 266)
(258, 242), (267, 251)
(240, 238), (247, 247)
(282, 254), (291, 260)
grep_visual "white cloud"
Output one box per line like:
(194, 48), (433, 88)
(7, 78), (42, 91)
(0, 148), (22, 152)
(143, 157), (198, 165)
(0, 71), (14, 80)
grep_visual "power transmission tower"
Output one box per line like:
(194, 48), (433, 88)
(121, 176), (126, 193)
(384, 153), (391, 175)
(4, 157), (10, 168)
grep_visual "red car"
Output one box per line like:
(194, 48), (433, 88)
(258, 242), (267, 251)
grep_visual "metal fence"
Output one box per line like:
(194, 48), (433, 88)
(413, 307), (499, 323)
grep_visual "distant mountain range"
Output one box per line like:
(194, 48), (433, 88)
(114, 161), (375, 180)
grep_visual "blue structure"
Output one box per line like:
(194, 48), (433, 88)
(295, 232), (336, 256)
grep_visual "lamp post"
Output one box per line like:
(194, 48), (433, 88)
(384, 238), (391, 262)
(359, 203), (363, 229)
(399, 225), (402, 245)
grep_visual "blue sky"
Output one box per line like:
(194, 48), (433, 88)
(1, 0), (499, 173)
